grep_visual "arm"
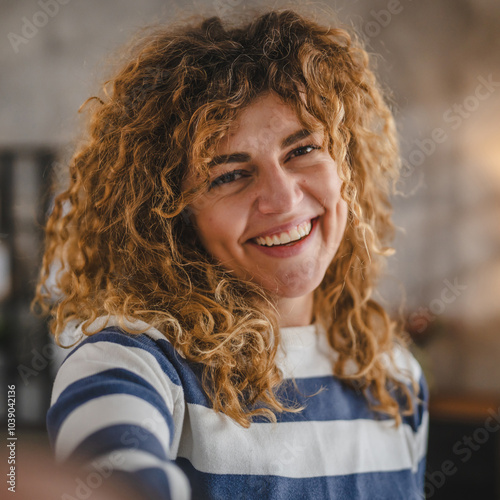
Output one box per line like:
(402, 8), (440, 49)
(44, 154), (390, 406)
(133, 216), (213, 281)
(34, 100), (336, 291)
(47, 328), (191, 500)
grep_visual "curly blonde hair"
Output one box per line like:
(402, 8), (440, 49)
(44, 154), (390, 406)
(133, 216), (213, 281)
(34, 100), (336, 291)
(34, 9), (418, 427)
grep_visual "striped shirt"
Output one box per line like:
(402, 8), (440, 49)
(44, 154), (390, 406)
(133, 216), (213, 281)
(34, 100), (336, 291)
(47, 316), (428, 499)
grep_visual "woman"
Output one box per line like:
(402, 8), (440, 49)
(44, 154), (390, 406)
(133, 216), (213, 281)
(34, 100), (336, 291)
(35, 9), (428, 499)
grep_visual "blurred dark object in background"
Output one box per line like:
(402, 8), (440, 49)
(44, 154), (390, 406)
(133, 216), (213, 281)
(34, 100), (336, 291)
(0, 149), (55, 429)
(426, 394), (500, 500)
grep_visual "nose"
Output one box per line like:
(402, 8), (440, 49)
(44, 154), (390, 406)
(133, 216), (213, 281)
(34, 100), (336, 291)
(254, 161), (303, 214)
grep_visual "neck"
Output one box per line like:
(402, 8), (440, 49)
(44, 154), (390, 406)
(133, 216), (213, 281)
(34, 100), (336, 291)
(275, 292), (314, 327)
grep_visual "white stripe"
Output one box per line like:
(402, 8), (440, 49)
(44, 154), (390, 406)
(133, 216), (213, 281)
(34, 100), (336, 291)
(416, 411), (429, 469)
(277, 330), (339, 379)
(54, 394), (171, 462)
(280, 334), (424, 390)
(178, 403), (428, 477)
(59, 315), (169, 344)
(51, 340), (182, 410)
(59, 316), (423, 385)
(89, 449), (191, 500)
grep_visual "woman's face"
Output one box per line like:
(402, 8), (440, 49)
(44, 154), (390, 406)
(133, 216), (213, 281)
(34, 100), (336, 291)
(185, 93), (348, 299)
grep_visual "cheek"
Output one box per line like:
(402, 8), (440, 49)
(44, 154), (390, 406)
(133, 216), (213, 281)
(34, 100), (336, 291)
(194, 213), (223, 250)
(308, 160), (342, 198)
(191, 203), (242, 255)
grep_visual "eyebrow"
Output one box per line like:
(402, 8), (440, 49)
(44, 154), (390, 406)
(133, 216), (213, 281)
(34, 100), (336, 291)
(209, 128), (313, 168)
(281, 128), (312, 149)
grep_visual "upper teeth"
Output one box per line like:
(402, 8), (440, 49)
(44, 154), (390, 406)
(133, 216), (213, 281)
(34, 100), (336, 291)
(254, 220), (313, 247)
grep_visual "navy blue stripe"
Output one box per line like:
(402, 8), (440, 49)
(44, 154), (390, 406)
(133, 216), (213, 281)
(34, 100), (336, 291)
(156, 338), (212, 407)
(68, 424), (168, 463)
(156, 333), (427, 429)
(47, 368), (175, 446)
(417, 454), (426, 493)
(151, 343), (427, 429)
(176, 456), (426, 500)
(255, 376), (376, 423)
(62, 328), (183, 387)
(250, 374), (427, 430)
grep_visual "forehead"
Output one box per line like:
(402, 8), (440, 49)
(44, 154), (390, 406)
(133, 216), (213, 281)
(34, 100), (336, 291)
(216, 93), (312, 153)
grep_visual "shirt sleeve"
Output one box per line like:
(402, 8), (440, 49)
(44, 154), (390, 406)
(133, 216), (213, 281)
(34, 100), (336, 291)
(390, 342), (429, 492)
(46, 329), (191, 500)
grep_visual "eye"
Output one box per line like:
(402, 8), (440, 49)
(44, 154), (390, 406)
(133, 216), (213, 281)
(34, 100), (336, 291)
(209, 169), (248, 190)
(287, 144), (321, 161)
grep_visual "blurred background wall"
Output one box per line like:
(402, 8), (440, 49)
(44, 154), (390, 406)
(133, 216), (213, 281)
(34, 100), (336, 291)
(1, 0), (499, 497)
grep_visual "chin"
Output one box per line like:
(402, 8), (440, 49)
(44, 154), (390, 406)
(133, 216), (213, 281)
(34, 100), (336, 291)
(261, 272), (324, 299)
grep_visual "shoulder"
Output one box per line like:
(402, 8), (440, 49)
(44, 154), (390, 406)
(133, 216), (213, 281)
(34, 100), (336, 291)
(389, 341), (425, 387)
(51, 318), (188, 407)
(64, 326), (184, 376)
(380, 340), (429, 413)
(384, 341), (429, 429)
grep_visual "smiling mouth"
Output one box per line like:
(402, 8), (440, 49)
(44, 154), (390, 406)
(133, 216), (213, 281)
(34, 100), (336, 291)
(252, 218), (316, 247)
